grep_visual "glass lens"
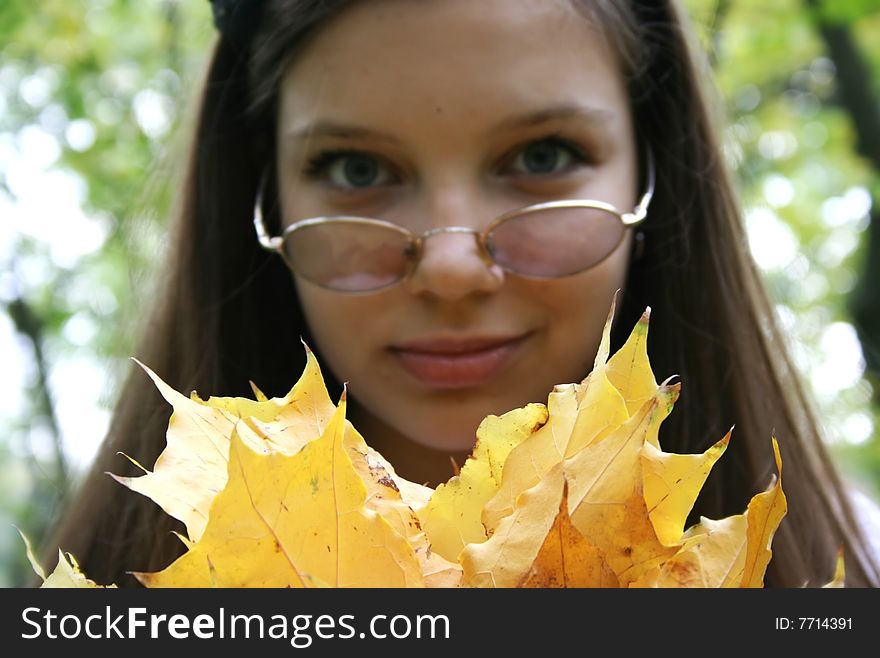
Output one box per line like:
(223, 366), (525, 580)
(282, 220), (412, 292)
(487, 205), (625, 277)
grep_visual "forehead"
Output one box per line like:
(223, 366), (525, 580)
(279, 0), (629, 139)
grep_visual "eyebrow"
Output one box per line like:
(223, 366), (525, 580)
(284, 104), (614, 145)
(285, 122), (404, 145)
(490, 105), (615, 135)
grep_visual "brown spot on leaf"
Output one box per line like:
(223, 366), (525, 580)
(377, 474), (400, 492)
(667, 559), (698, 584)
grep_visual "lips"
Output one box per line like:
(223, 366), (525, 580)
(390, 334), (528, 389)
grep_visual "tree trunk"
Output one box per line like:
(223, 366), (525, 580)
(806, 0), (880, 400)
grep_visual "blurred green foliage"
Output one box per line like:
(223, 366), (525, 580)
(0, 0), (213, 586)
(684, 0), (880, 489)
(1, 0), (878, 586)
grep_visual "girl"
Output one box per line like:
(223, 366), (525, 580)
(45, 0), (880, 587)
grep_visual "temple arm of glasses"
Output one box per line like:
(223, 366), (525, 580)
(254, 197), (283, 251)
(624, 150), (655, 226)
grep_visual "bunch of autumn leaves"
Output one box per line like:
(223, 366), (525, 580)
(42, 305), (797, 588)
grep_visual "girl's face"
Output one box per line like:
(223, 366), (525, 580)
(276, 0), (637, 457)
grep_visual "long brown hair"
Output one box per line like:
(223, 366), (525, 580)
(44, 0), (880, 587)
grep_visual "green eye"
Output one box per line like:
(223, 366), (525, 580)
(340, 154), (381, 187)
(305, 150), (396, 190)
(509, 138), (583, 175)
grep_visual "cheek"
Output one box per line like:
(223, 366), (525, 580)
(534, 245), (631, 372)
(294, 281), (373, 383)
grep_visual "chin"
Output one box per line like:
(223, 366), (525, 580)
(405, 411), (501, 454)
(410, 429), (479, 454)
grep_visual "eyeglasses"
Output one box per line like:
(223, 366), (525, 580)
(255, 156), (654, 293)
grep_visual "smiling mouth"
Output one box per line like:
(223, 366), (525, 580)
(390, 334), (529, 389)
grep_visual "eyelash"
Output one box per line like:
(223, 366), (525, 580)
(504, 135), (591, 176)
(301, 136), (591, 187)
(303, 148), (374, 179)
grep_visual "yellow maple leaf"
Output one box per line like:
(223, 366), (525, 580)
(630, 440), (786, 588)
(481, 303), (652, 534)
(741, 437), (787, 587)
(563, 382), (680, 585)
(460, 463), (567, 587)
(113, 346), (336, 542)
(137, 393), (423, 588)
(629, 515), (749, 588)
(481, 383), (580, 534)
(520, 481), (619, 588)
(418, 403), (548, 562)
(20, 529), (112, 588)
(41, 551), (113, 588)
(823, 548), (845, 588)
(43, 300), (817, 589)
(461, 466), (617, 587)
(605, 308), (658, 416)
(565, 305), (631, 458)
(344, 423), (463, 587)
(641, 430), (731, 547)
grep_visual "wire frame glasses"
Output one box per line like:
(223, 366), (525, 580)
(255, 158), (654, 293)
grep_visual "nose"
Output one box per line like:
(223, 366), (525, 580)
(403, 228), (505, 300)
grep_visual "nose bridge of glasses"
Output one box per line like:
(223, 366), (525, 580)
(404, 223), (503, 298)
(414, 224), (490, 266)
(420, 225), (482, 239)
(391, 183), (500, 254)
